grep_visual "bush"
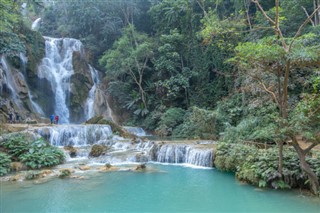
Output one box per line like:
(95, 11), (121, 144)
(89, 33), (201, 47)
(0, 152), (11, 176)
(18, 138), (65, 169)
(156, 108), (185, 136)
(214, 143), (320, 190)
(173, 106), (216, 139)
(1, 134), (65, 170)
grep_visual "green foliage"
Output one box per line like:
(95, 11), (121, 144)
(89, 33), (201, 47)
(59, 169), (72, 178)
(0, 152), (11, 176)
(1, 134), (65, 170)
(173, 106), (216, 139)
(215, 143), (320, 190)
(18, 138), (65, 169)
(156, 107), (185, 136)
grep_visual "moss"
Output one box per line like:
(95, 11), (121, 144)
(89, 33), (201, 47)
(86, 116), (135, 138)
(89, 144), (108, 157)
(59, 169), (72, 178)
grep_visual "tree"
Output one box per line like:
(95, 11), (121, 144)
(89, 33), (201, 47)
(99, 25), (153, 116)
(230, 0), (320, 194)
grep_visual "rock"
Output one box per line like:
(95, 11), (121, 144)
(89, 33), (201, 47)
(79, 165), (90, 171)
(10, 162), (26, 172)
(135, 163), (147, 171)
(64, 145), (77, 158)
(89, 144), (108, 157)
(25, 171), (41, 180)
(39, 169), (53, 178)
(9, 174), (24, 181)
(59, 169), (73, 178)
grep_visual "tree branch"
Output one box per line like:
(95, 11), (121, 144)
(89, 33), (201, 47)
(251, 0), (275, 25)
(288, 6), (320, 51)
(301, 6), (315, 26)
(303, 142), (319, 154)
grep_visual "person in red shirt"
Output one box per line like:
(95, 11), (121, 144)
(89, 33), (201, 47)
(55, 115), (59, 124)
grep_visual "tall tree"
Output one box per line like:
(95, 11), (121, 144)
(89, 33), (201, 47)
(230, 0), (320, 194)
(99, 25), (154, 116)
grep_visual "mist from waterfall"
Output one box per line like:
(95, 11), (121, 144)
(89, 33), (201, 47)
(38, 37), (83, 123)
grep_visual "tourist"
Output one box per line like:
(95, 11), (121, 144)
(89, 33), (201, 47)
(8, 111), (13, 124)
(55, 115), (59, 124)
(50, 114), (55, 124)
(15, 113), (20, 123)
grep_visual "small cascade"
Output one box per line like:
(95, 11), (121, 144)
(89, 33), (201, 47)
(31, 18), (41, 30)
(148, 143), (214, 167)
(37, 124), (113, 146)
(38, 37), (84, 123)
(85, 66), (99, 120)
(19, 53), (44, 115)
(0, 56), (23, 108)
(124, 126), (148, 137)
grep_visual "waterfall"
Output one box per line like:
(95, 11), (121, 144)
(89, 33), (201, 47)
(85, 66), (99, 120)
(19, 53), (44, 115)
(37, 124), (113, 146)
(124, 126), (148, 137)
(38, 37), (83, 123)
(148, 143), (214, 167)
(31, 18), (41, 31)
(0, 56), (23, 108)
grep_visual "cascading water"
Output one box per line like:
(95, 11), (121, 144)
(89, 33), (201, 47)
(0, 56), (23, 108)
(85, 66), (99, 120)
(124, 126), (148, 137)
(37, 37), (84, 123)
(31, 18), (41, 31)
(19, 53), (44, 115)
(37, 124), (113, 146)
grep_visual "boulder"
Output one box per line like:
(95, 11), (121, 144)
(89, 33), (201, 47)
(64, 145), (77, 158)
(89, 144), (108, 157)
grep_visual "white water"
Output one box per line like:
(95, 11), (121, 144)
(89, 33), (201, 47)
(37, 124), (113, 146)
(31, 18), (41, 30)
(19, 53), (44, 115)
(0, 56), (23, 108)
(38, 37), (84, 123)
(35, 124), (214, 167)
(85, 66), (99, 120)
(124, 126), (148, 137)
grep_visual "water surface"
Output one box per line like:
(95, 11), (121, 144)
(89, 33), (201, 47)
(1, 164), (319, 213)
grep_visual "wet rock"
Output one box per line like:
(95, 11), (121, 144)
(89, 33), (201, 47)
(135, 163), (147, 171)
(79, 165), (90, 171)
(39, 169), (53, 178)
(89, 144), (108, 157)
(9, 174), (24, 181)
(59, 169), (73, 178)
(64, 145), (77, 158)
(25, 171), (41, 180)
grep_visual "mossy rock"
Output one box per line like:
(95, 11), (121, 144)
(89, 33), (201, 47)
(135, 163), (147, 171)
(59, 169), (72, 178)
(25, 171), (41, 180)
(89, 144), (109, 157)
(64, 145), (77, 158)
(86, 116), (135, 139)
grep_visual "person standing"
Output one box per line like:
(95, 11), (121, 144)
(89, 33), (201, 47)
(55, 115), (59, 124)
(8, 111), (13, 124)
(50, 114), (55, 124)
(15, 113), (20, 123)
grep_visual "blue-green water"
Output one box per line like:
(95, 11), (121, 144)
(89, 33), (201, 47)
(1, 164), (319, 213)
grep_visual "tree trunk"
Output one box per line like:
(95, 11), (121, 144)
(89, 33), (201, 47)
(291, 136), (320, 195)
(278, 141), (284, 177)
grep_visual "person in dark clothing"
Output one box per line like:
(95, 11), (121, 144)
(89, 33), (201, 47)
(8, 112), (13, 124)
(50, 114), (54, 124)
(55, 115), (59, 124)
(15, 113), (20, 123)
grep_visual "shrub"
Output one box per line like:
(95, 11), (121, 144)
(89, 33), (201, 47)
(1, 134), (30, 159)
(173, 106), (216, 139)
(0, 152), (11, 176)
(18, 138), (65, 169)
(214, 142), (320, 190)
(156, 107), (185, 136)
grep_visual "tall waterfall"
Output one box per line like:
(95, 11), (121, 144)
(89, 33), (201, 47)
(19, 53), (44, 115)
(85, 66), (99, 120)
(38, 37), (83, 123)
